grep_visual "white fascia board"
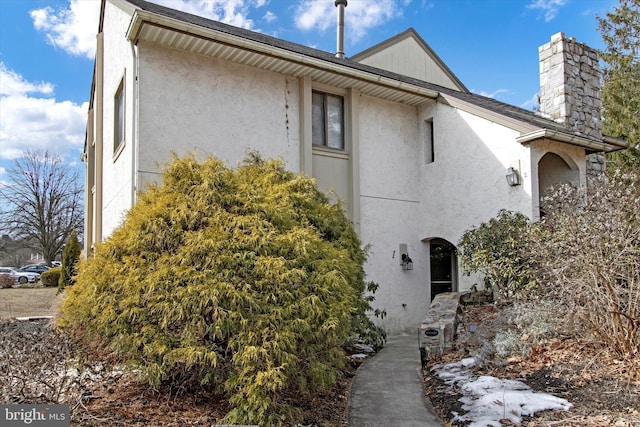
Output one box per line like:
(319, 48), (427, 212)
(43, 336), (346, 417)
(439, 92), (538, 133)
(517, 129), (628, 152)
(125, 10), (440, 100)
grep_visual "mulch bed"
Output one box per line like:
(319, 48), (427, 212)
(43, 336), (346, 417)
(3, 308), (639, 426)
(0, 318), (356, 426)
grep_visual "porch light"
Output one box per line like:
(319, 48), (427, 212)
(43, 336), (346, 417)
(401, 253), (413, 271)
(506, 167), (520, 186)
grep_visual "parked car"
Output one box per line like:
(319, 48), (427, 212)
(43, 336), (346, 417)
(19, 264), (50, 274)
(0, 267), (39, 284)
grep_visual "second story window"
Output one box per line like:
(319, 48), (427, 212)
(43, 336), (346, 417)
(312, 91), (344, 150)
(425, 119), (434, 164)
(114, 78), (125, 153)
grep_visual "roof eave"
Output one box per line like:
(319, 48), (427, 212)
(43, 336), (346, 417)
(516, 129), (628, 153)
(125, 9), (440, 104)
(439, 92), (538, 133)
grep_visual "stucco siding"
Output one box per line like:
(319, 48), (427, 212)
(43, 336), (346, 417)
(101, 1), (136, 238)
(358, 95), (420, 199)
(136, 41), (301, 188)
(357, 94), (429, 333)
(419, 104), (533, 291)
(90, 1), (600, 335)
(360, 197), (428, 333)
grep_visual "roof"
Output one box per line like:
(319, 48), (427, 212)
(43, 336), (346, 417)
(118, 0), (627, 153)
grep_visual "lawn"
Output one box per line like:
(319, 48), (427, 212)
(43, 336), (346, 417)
(0, 287), (58, 319)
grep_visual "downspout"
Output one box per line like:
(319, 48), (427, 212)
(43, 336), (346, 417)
(95, 31), (104, 244)
(131, 42), (139, 207)
(335, 0), (347, 59)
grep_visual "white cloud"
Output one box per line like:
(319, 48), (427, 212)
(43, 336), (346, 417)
(520, 92), (541, 111)
(263, 11), (277, 23)
(30, 0), (101, 59)
(0, 63), (87, 161)
(526, 0), (567, 22)
(294, 0), (402, 43)
(152, 0), (266, 30)
(29, 0), (269, 59)
(0, 66), (54, 97)
(473, 88), (509, 99)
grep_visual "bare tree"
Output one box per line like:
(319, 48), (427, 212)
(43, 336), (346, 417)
(0, 150), (83, 265)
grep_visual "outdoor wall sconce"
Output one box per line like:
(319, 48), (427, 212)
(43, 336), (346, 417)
(401, 253), (414, 270)
(398, 243), (413, 271)
(505, 166), (520, 186)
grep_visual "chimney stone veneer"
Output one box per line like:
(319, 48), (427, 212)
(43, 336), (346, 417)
(539, 32), (605, 176)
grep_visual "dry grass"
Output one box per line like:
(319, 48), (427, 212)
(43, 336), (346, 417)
(0, 287), (59, 319)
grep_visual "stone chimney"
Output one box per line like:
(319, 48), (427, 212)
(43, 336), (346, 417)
(538, 32), (602, 140)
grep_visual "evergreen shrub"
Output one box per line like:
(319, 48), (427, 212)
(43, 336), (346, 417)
(41, 267), (61, 287)
(58, 230), (80, 293)
(58, 153), (382, 425)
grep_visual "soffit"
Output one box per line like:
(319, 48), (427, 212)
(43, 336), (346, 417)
(128, 17), (438, 107)
(122, 4), (628, 153)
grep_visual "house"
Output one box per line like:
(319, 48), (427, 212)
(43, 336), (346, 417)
(83, 0), (627, 333)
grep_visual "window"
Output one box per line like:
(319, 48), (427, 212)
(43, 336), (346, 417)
(312, 91), (344, 150)
(424, 119), (434, 164)
(114, 78), (125, 153)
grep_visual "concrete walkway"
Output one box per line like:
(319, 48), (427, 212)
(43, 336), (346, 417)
(347, 334), (443, 426)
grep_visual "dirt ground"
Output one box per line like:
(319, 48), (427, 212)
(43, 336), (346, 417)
(422, 303), (640, 426)
(3, 289), (639, 426)
(0, 286), (59, 318)
(0, 288), (355, 426)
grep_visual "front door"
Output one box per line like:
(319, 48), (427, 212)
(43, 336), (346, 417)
(430, 241), (457, 301)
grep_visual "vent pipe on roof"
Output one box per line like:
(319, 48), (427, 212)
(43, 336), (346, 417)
(335, 0), (347, 59)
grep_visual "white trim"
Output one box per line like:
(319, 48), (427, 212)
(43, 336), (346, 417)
(125, 10), (440, 100)
(113, 72), (126, 161)
(516, 129), (625, 152)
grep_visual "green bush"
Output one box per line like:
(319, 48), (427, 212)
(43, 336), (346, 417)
(41, 267), (62, 287)
(58, 153), (382, 425)
(58, 230), (81, 293)
(458, 210), (537, 302)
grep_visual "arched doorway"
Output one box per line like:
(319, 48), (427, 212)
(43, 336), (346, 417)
(429, 239), (458, 301)
(538, 152), (579, 213)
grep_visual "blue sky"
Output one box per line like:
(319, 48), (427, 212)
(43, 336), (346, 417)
(0, 0), (619, 185)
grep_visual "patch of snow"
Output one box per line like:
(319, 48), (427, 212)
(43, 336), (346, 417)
(354, 343), (375, 353)
(432, 357), (572, 426)
(351, 353), (368, 359)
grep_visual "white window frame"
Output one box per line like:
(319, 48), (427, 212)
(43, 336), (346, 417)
(113, 74), (125, 160)
(312, 89), (345, 151)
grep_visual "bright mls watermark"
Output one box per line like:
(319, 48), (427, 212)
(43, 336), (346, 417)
(1, 405), (69, 426)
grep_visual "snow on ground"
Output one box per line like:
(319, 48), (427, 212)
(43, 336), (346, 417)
(432, 357), (572, 427)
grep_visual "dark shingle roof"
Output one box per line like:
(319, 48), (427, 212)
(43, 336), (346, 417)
(124, 0), (597, 142)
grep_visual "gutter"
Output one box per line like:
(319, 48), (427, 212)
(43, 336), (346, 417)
(439, 92), (538, 134)
(125, 9), (440, 100)
(516, 129), (629, 153)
